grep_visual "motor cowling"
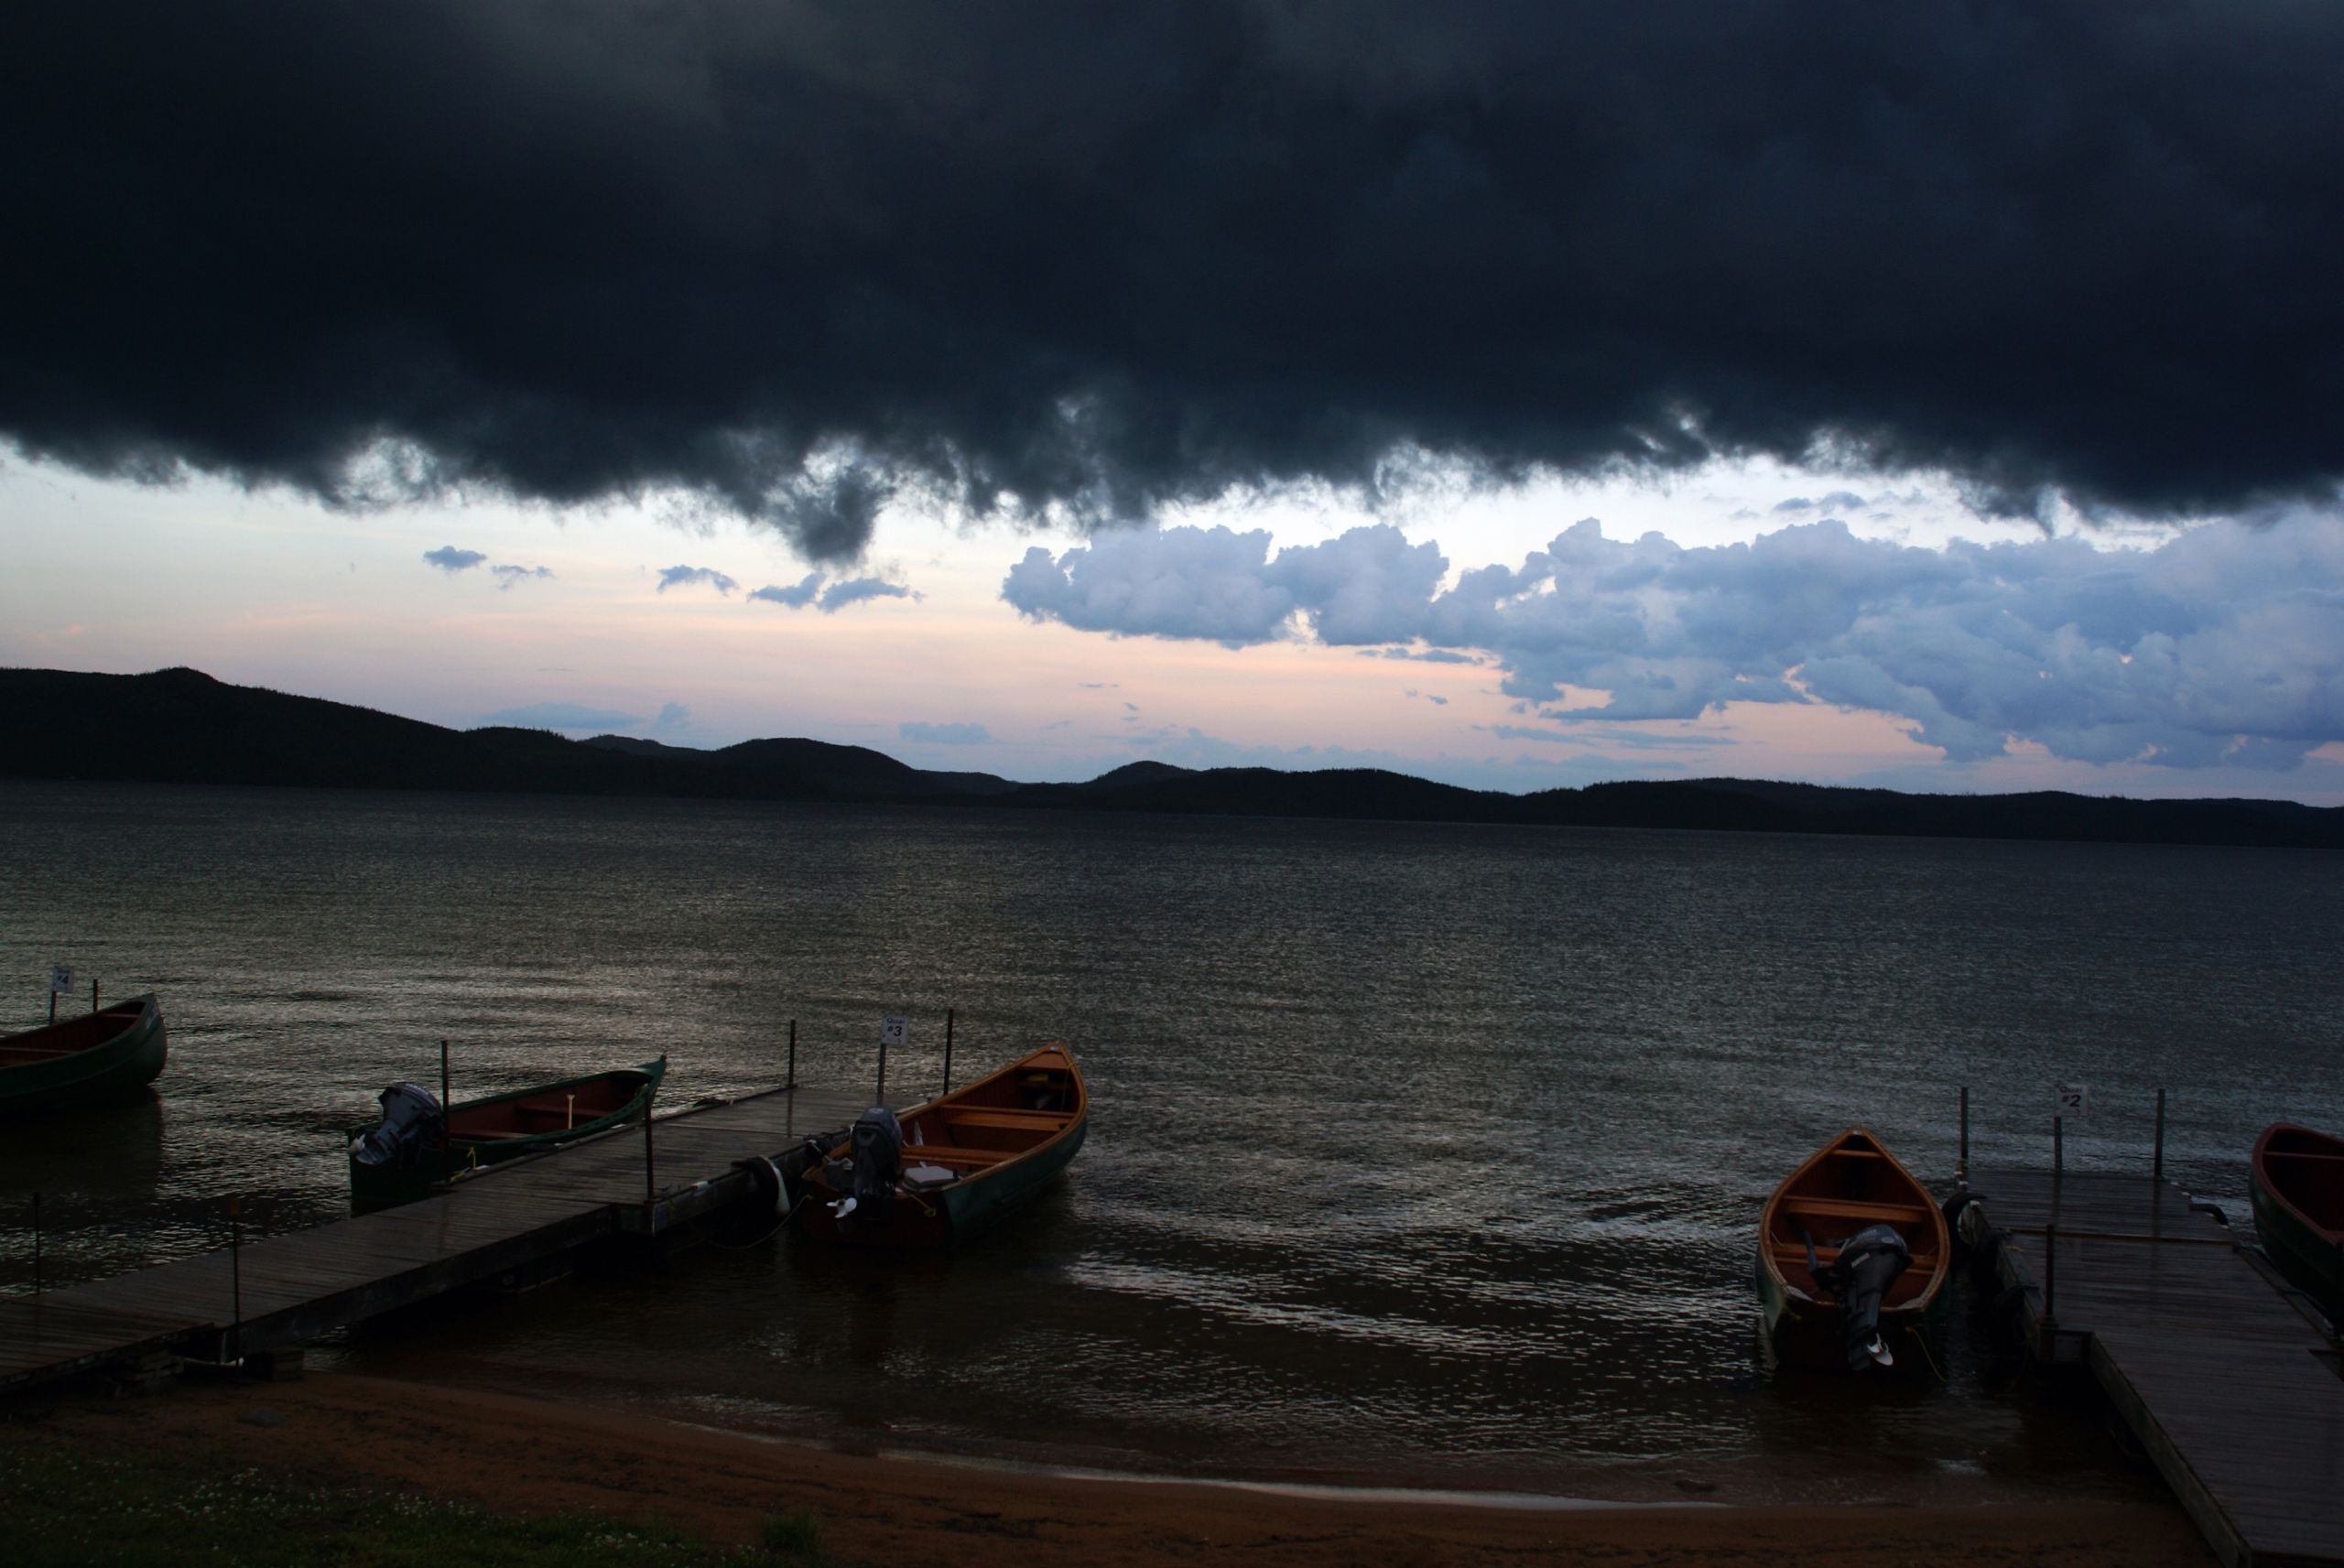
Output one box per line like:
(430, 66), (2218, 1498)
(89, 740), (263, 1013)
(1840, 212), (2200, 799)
(847, 1107), (903, 1223)
(351, 1082), (444, 1168)
(1825, 1223), (1913, 1369)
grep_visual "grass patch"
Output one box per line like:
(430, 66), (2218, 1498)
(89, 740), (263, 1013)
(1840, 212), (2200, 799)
(0, 1432), (831, 1567)
(758, 1509), (826, 1562)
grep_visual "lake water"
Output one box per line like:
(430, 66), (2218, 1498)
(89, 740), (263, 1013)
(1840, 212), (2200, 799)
(5, 781), (2341, 1504)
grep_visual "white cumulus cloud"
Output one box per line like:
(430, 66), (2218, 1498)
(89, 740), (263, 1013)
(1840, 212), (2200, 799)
(1002, 514), (2344, 771)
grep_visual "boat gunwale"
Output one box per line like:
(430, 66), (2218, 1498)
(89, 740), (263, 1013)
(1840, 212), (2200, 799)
(1756, 1126), (1950, 1318)
(2252, 1120), (2344, 1245)
(346, 1056), (667, 1148)
(0, 993), (160, 1058)
(805, 1044), (1088, 1203)
(0, 994), (167, 1118)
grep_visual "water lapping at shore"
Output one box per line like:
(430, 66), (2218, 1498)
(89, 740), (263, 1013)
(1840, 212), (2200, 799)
(5, 780), (2340, 1500)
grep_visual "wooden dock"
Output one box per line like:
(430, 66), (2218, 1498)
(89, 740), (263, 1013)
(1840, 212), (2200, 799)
(1959, 1166), (2344, 1568)
(0, 1083), (870, 1392)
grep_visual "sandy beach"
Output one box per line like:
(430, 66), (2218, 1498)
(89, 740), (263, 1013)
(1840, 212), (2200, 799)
(6, 1371), (2212, 1566)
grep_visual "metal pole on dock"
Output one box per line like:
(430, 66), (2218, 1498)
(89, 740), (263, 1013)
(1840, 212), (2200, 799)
(787, 1019), (798, 1089)
(942, 1008), (955, 1095)
(440, 1038), (450, 1108)
(228, 1198), (243, 1362)
(876, 1036), (887, 1105)
(30, 1192), (38, 1298)
(1959, 1087), (1970, 1180)
(2040, 1218), (2058, 1356)
(48, 991), (55, 1025)
(2053, 1115), (2065, 1184)
(91, 978), (98, 1012)
(644, 1110), (657, 1202)
(2153, 1088), (2167, 1186)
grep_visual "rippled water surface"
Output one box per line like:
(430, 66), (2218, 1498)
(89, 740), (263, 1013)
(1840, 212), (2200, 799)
(5, 782), (2341, 1501)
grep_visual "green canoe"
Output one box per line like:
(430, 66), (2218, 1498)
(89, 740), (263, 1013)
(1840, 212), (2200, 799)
(2251, 1122), (2344, 1320)
(0, 993), (168, 1119)
(348, 1056), (666, 1213)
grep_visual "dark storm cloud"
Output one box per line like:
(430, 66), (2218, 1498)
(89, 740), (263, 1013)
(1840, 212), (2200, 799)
(7, 4), (2343, 559)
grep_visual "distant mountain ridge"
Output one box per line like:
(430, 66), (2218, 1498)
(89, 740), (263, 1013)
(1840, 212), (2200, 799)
(3, 665), (2339, 849)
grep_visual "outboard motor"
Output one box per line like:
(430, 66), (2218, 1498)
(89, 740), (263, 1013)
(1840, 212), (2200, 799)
(351, 1083), (444, 1168)
(836, 1107), (902, 1227)
(1820, 1223), (1913, 1370)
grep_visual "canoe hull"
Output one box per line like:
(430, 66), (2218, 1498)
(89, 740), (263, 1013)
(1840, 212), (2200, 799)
(349, 1058), (664, 1213)
(2251, 1123), (2344, 1319)
(0, 995), (167, 1119)
(797, 1044), (1087, 1249)
(1755, 1127), (1950, 1374)
(1757, 1245), (1948, 1372)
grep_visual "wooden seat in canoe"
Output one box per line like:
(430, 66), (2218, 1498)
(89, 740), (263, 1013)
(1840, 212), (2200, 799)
(943, 1108), (1072, 1130)
(1770, 1241), (1939, 1266)
(896, 1143), (1008, 1164)
(1778, 1195), (1934, 1223)
(1755, 1126), (1951, 1371)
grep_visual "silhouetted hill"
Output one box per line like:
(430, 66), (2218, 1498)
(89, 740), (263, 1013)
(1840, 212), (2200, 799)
(579, 732), (1013, 797)
(0, 666), (827, 800)
(4, 665), (2339, 848)
(1080, 761), (1194, 790)
(712, 738), (1015, 798)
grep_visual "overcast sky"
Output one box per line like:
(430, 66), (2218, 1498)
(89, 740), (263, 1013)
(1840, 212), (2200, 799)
(5, 3), (2341, 800)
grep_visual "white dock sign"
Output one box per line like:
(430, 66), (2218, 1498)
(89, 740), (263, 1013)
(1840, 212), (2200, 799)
(880, 1014), (910, 1048)
(48, 964), (72, 995)
(2054, 1082), (2089, 1119)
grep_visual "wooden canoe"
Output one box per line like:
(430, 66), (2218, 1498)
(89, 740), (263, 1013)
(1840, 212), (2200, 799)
(0, 994), (168, 1119)
(1756, 1127), (1949, 1371)
(795, 1043), (1086, 1248)
(348, 1056), (665, 1213)
(2251, 1122), (2344, 1318)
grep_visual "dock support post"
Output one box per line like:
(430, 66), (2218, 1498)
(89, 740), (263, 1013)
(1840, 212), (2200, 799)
(91, 978), (98, 1012)
(440, 1039), (450, 1108)
(2152, 1088), (2166, 1187)
(943, 1008), (954, 1095)
(787, 1019), (797, 1089)
(2053, 1115), (2065, 1184)
(1959, 1087), (1970, 1180)
(30, 1191), (38, 1298)
(644, 1111), (657, 1203)
(228, 1198), (243, 1363)
(48, 991), (55, 1025)
(2040, 1218), (2058, 1358)
(876, 1037), (887, 1106)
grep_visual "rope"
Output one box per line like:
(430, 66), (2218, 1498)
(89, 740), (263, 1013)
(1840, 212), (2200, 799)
(1909, 1324), (1949, 1384)
(704, 1188), (811, 1250)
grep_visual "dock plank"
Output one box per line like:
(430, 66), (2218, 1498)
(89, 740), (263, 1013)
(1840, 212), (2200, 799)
(1963, 1167), (2344, 1567)
(0, 1084), (868, 1391)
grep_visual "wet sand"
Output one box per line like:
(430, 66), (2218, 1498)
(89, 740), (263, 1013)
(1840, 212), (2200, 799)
(16, 1371), (2213, 1566)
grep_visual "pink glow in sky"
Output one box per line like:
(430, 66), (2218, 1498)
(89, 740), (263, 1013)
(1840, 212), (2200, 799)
(6, 453), (2341, 804)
